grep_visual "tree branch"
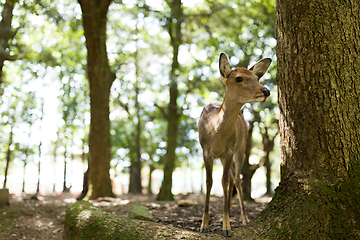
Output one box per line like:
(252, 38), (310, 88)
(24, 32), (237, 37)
(154, 102), (168, 120)
(118, 100), (130, 116)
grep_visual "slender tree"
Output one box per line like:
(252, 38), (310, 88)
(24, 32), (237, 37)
(261, 126), (278, 196)
(128, 20), (143, 194)
(234, 1), (360, 238)
(3, 123), (13, 189)
(241, 118), (257, 201)
(20, 92), (36, 193)
(128, 57), (143, 194)
(35, 98), (44, 194)
(78, 0), (115, 199)
(157, 0), (183, 201)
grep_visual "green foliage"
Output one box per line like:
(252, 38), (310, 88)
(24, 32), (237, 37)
(0, 0), (278, 195)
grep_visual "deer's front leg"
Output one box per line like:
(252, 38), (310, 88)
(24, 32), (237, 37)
(200, 156), (213, 233)
(221, 158), (232, 237)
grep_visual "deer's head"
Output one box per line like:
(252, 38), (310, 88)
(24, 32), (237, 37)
(219, 53), (271, 104)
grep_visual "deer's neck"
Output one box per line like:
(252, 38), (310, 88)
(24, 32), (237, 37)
(215, 95), (244, 138)
(207, 96), (244, 156)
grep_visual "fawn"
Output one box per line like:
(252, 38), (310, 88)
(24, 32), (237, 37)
(198, 53), (271, 237)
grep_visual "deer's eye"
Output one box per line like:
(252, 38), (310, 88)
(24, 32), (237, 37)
(236, 77), (243, 82)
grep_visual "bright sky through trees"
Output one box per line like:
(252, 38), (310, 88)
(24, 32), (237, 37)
(0, 0), (279, 197)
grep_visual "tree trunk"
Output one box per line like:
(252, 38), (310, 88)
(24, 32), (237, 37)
(128, 54), (142, 194)
(261, 126), (277, 196)
(78, 0), (115, 200)
(77, 168), (89, 201)
(277, 0), (360, 182)
(147, 163), (154, 195)
(263, 152), (272, 196)
(241, 120), (256, 201)
(77, 140), (89, 200)
(53, 129), (60, 192)
(3, 125), (13, 189)
(36, 99), (44, 193)
(234, 1), (360, 238)
(22, 157), (27, 193)
(0, 0), (17, 95)
(63, 146), (69, 192)
(157, 0), (183, 201)
(36, 140), (42, 193)
(129, 154), (142, 194)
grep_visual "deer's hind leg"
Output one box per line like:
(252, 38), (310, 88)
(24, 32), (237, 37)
(227, 166), (235, 218)
(234, 150), (249, 225)
(221, 155), (233, 237)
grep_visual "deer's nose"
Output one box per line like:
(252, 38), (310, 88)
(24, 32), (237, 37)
(261, 88), (270, 97)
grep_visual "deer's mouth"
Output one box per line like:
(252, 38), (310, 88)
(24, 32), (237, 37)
(255, 96), (268, 102)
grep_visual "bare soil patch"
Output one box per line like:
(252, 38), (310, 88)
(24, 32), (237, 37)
(0, 193), (270, 239)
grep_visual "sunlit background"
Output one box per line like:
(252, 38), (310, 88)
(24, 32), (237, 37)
(0, 0), (279, 198)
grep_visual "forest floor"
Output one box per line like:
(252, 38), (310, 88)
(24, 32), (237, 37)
(0, 192), (270, 240)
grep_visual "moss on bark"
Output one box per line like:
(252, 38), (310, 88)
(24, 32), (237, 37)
(232, 174), (360, 239)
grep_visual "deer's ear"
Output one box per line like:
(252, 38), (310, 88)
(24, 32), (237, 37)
(249, 58), (272, 78)
(219, 53), (231, 82)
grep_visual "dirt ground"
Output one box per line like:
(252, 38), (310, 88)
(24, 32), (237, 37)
(0, 192), (270, 239)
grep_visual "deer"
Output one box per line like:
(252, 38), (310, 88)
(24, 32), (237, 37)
(198, 53), (271, 237)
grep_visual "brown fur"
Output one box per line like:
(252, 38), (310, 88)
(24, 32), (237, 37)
(198, 53), (271, 237)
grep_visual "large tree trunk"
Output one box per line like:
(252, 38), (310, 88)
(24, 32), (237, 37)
(157, 0), (183, 201)
(276, 0), (360, 181)
(0, 0), (17, 95)
(78, 0), (115, 200)
(233, 1), (360, 238)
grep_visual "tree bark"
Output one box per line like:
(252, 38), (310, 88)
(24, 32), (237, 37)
(277, 0), (360, 182)
(157, 0), (183, 201)
(78, 0), (115, 199)
(233, 1), (360, 238)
